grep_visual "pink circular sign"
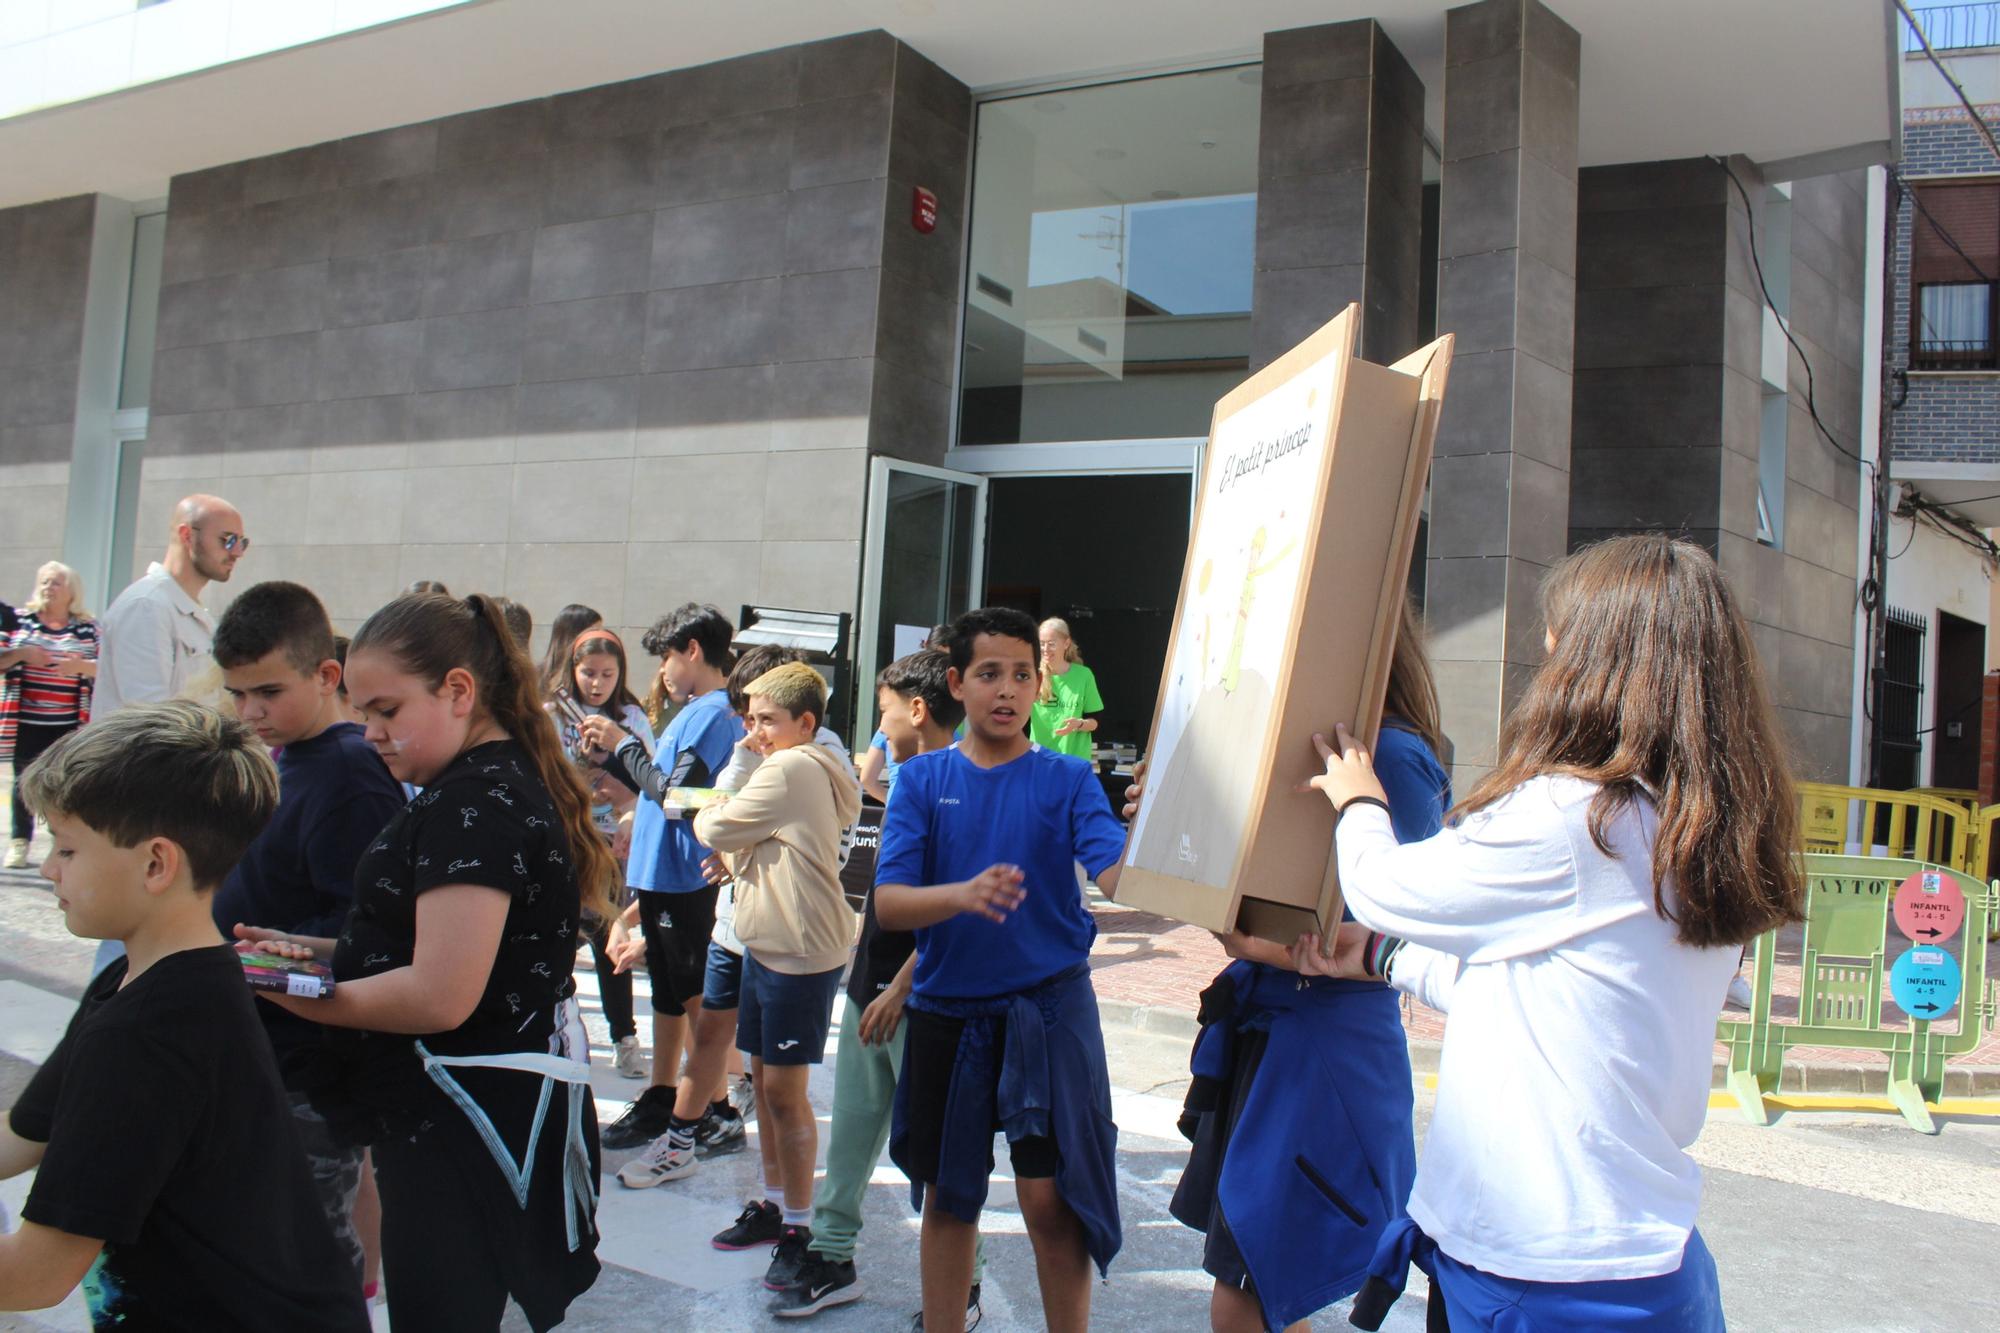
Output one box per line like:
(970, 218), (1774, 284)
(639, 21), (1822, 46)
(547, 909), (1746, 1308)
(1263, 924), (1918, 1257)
(1893, 870), (1965, 943)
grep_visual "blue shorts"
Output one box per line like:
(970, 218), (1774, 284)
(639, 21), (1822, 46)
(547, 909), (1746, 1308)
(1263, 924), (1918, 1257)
(1432, 1230), (1724, 1331)
(736, 953), (844, 1066)
(703, 941), (744, 1011)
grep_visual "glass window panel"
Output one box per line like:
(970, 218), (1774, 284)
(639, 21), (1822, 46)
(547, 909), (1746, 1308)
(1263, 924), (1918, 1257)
(959, 67), (1260, 445)
(1918, 282), (1990, 350)
(118, 211), (166, 410)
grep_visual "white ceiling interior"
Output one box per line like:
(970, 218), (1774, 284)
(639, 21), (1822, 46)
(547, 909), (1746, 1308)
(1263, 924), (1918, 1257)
(0, 0), (1899, 210)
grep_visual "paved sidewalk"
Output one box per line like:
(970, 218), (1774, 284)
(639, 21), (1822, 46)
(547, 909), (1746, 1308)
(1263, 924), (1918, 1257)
(5, 860), (1999, 1332)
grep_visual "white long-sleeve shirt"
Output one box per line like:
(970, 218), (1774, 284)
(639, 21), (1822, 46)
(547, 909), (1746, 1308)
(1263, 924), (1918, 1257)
(1337, 774), (1736, 1282)
(90, 563), (214, 718)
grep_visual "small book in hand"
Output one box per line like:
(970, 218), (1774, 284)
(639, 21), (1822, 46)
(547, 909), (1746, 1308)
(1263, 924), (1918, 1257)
(663, 787), (723, 817)
(239, 950), (335, 999)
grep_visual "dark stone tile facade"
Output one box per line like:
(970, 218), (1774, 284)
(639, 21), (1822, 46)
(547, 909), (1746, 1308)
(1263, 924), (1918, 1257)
(141, 31), (971, 643)
(0, 193), (95, 592)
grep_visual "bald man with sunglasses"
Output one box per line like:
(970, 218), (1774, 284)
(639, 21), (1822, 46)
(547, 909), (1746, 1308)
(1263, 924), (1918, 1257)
(92, 494), (249, 719)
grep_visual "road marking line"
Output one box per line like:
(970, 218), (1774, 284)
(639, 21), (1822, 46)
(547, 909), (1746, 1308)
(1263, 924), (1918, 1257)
(1420, 1071), (2000, 1120)
(1706, 1090), (2000, 1117)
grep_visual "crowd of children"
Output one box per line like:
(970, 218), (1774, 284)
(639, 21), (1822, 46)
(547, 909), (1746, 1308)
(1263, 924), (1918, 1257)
(0, 531), (1800, 1333)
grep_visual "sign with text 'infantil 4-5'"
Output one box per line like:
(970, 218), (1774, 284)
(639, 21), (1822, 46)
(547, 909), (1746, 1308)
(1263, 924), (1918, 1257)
(1890, 945), (1964, 1020)
(1892, 869), (1966, 942)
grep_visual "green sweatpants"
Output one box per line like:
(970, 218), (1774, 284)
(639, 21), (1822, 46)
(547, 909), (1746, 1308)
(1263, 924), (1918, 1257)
(810, 993), (984, 1280)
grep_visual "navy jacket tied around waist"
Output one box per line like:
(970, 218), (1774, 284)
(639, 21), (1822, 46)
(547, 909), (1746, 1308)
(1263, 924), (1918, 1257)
(891, 962), (1122, 1277)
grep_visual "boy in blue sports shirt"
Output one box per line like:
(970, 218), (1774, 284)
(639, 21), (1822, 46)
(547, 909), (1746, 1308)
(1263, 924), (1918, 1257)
(876, 608), (1129, 1333)
(580, 604), (744, 1151)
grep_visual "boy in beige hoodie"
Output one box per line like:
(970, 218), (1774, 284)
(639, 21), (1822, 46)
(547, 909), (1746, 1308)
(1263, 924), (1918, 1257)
(688, 662), (863, 1292)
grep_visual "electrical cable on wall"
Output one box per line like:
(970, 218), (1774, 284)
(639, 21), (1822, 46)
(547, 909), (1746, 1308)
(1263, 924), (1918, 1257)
(1715, 158), (1870, 471)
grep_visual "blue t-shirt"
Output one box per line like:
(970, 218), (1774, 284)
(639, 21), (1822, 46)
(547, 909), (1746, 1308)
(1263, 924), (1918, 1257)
(211, 721), (406, 1063)
(626, 688), (744, 893)
(868, 729), (901, 790)
(1372, 721), (1452, 844)
(875, 743), (1128, 1000)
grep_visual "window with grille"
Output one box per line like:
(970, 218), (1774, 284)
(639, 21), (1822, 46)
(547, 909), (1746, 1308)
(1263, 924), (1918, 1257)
(1911, 179), (2000, 370)
(1874, 606), (1927, 791)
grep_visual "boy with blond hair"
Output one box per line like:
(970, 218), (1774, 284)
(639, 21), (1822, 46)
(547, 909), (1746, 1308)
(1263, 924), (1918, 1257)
(0, 702), (367, 1330)
(682, 662), (861, 1294)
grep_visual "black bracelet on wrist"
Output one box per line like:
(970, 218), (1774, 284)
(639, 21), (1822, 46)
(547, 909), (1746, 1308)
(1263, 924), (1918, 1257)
(1333, 795), (1391, 825)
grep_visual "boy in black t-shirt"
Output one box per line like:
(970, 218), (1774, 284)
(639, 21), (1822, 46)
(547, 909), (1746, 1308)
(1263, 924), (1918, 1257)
(0, 702), (368, 1332)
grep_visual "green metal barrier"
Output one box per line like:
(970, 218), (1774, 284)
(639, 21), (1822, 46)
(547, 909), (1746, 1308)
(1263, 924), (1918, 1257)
(1716, 855), (1996, 1133)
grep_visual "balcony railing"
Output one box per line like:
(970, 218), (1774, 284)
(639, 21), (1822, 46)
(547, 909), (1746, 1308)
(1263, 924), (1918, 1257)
(1904, 2), (2000, 51)
(1914, 338), (2000, 369)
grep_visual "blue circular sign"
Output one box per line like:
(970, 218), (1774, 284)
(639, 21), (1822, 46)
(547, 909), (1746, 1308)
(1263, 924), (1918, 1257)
(1890, 946), (1963, 1020)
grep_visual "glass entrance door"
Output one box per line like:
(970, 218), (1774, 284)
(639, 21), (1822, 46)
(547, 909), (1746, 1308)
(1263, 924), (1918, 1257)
(854, 458), (988, 747)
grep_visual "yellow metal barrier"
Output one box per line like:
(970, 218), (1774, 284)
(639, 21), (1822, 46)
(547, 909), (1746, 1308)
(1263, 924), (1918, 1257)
(1910, 786), (1979, 818)
(1797, 782), (1972, 869)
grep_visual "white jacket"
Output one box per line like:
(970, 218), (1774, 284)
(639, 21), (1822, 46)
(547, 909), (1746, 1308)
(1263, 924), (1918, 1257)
(1339, 775), (1736, 1282)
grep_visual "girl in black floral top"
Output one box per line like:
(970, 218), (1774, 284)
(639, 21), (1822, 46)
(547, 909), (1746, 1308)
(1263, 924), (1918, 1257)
(240, 592), (619, 1332)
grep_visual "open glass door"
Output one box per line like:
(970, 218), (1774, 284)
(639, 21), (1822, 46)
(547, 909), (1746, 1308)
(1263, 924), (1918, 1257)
(854, 458), (988, 748)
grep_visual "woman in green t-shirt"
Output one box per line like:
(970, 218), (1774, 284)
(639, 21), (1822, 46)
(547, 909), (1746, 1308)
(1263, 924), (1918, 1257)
(1031, 617), (1105, 760)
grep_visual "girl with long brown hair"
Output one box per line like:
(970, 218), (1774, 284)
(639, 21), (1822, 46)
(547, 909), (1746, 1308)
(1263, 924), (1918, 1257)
(241, 591), (617, 1332)
(1297, 534), (1803, 1331)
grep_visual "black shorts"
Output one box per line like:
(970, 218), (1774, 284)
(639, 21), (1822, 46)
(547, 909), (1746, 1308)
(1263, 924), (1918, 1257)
(900, 1006), (1059, 1183)
(636, 886), (719, 1016)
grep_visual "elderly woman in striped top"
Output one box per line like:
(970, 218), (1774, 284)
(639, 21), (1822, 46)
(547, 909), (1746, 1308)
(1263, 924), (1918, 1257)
(2, 562), (98, 867)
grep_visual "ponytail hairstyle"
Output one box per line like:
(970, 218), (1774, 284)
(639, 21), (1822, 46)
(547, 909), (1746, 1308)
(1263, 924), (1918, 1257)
(1036, 617), (1083, 705)
(1457, 534), (1805, 948)
(353, 592), (618, 922)
(1380, 597), (1445, 761)
(568, 628), (644, 718)
(539, 603), (605, 699)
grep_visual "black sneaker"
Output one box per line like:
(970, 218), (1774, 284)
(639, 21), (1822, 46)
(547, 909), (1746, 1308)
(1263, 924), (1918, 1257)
(768, 1251), (859, 1317)
(712, 1199), (782, 1251)
(600, 1085), (676, 1151)
(764, 1225), (814, 1291)
(908, 1282), (982, 1332)
(694, 1104), (746, 1155)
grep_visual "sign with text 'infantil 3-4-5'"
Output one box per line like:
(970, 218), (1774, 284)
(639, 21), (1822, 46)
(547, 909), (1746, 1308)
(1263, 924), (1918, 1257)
(1893, 868), (1965, 942)
(1117, 305), (1452, 945)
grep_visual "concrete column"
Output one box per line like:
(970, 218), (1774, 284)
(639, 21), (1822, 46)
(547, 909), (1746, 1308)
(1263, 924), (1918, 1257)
(1426, 0), (1580, 786)
(1251, 19), (1425, 369)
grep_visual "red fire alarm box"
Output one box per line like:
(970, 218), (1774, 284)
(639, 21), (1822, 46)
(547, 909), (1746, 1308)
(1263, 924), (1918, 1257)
(912, 186), (938, 234)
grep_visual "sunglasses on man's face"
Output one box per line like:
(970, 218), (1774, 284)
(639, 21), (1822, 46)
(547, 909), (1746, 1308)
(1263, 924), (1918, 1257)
(193, 526), (249, 553)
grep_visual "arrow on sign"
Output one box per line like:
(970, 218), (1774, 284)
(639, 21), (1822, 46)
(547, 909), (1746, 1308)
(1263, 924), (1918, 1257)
(1915, 1002), (1941, 1014)
(1918, 927), (1944, 938)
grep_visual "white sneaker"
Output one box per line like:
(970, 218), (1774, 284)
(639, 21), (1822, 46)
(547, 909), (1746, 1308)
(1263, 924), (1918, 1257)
(4, 840), (26, 869)
(616, 1135), (698, 1189)
(1725, 974), (1753, 1009)
(613, 1034), (647, 1079)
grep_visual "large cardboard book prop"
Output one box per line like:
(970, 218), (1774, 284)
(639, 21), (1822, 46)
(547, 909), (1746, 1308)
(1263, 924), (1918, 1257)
(1117, 305), (1451, 945)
